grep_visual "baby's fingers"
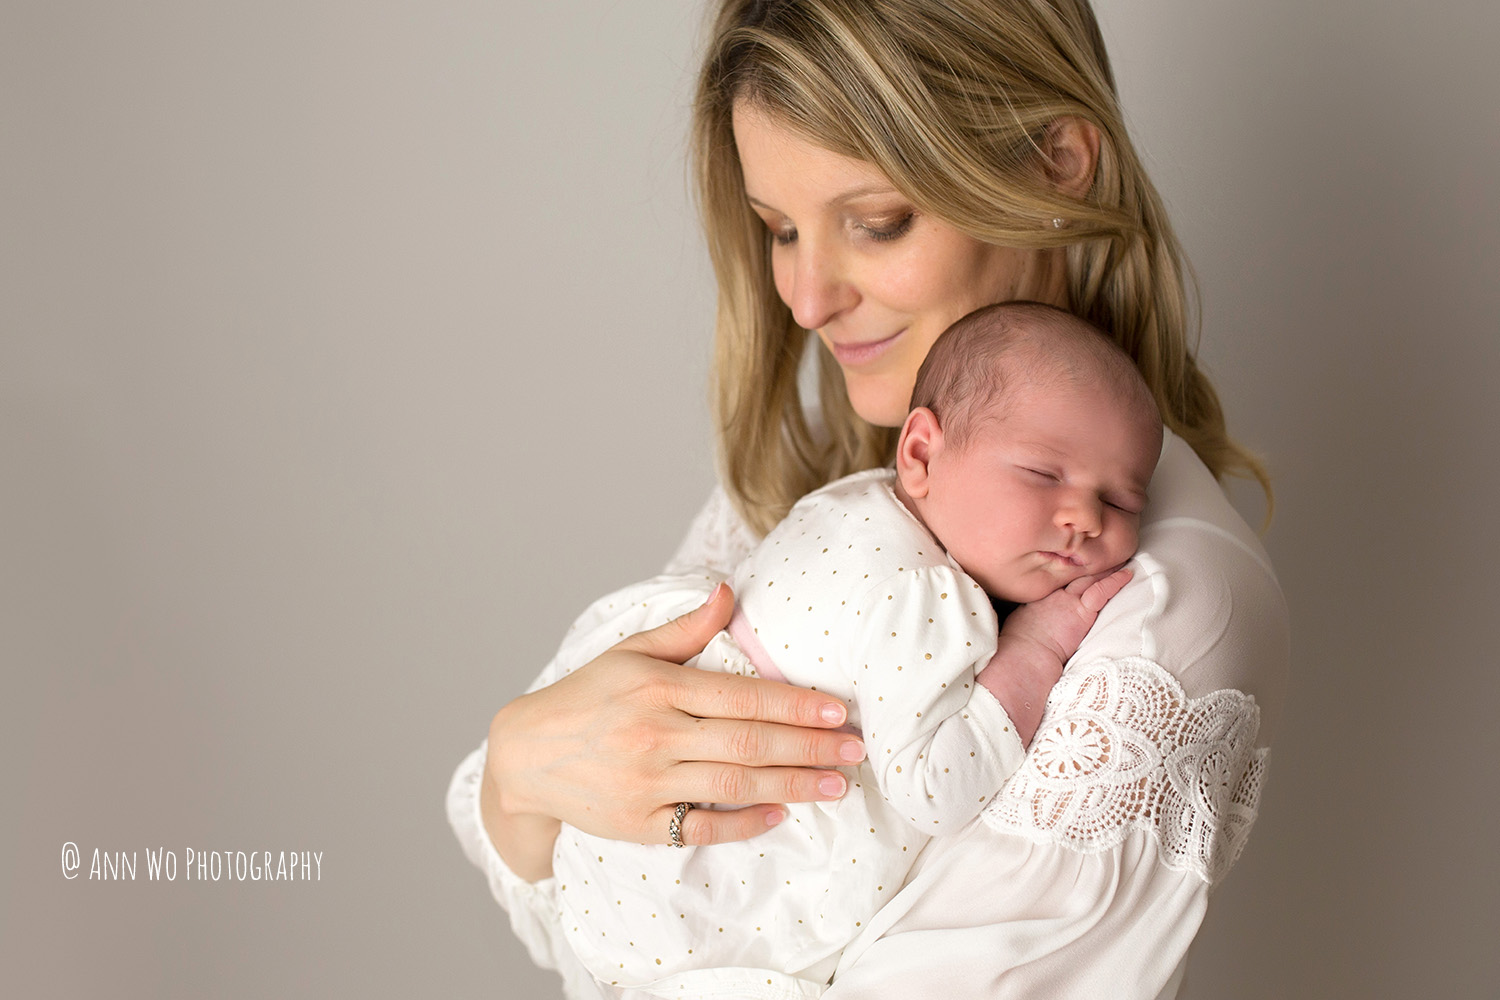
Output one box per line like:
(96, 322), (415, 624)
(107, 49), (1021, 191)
(1077, 567), (1133, 614)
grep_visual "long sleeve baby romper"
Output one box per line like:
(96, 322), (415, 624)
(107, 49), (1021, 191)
(543, 469), (1027, 997)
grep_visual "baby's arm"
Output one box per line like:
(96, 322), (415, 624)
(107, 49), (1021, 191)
(976, 567), (1133, 746)
(848, 568), (1029, 832)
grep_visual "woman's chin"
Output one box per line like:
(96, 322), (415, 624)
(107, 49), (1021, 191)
(846, 385), (908, 429)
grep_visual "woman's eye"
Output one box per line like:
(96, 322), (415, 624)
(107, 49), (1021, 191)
(770, 225), (797, 247)
(861, 213), (915, 242)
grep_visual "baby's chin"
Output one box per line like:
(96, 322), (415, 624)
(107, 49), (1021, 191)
(988, 575), (1072, 606)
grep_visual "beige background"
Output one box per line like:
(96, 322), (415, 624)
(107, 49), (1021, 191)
(2, 1), (1496, 996)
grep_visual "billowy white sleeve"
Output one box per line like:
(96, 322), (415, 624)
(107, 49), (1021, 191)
(445, 745), (607, 999)
(822, 432), (1290, 1000)
(662, 484), (760, 579)
(446, 489), (754, 999)
(848, 565), (1026, 832)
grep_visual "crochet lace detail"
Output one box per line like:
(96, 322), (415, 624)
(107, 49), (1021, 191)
(663, 486), (760, 579)
(982, 657), (1266, 886)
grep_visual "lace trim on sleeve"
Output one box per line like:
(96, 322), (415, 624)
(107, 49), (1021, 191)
(662, 485), (760, 578)
(981, 657), (1266, 887)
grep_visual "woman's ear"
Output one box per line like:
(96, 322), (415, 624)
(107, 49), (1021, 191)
(896, 407), (944, 500)
(1042, 116), (1101, 199)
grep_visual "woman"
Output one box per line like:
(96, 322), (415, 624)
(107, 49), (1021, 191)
(448, 1), (1288, 996)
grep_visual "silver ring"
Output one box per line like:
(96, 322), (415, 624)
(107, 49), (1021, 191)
(668, 802), (693, 849)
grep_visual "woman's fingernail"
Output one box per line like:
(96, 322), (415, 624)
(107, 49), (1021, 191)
(765, 808), (785, 827)
(839, 740), (865, 763)
(819, 703), (846, 725)
(704, 582), (726, 605)
(818, 774), (847, 798)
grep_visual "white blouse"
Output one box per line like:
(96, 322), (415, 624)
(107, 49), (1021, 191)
(447, 430), (1289, 999)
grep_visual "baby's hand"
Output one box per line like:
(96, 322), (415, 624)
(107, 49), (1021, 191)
(1003, 567), (1134, 664)
(976, 567), (1132, 747)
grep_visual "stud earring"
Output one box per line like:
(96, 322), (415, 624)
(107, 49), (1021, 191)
(1052, 218), (1065, 229)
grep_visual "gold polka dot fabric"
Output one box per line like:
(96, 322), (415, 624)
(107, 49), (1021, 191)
(549, 470), (1027, 993)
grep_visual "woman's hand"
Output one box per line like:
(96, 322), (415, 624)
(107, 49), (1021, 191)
(479, 583), (866, 880)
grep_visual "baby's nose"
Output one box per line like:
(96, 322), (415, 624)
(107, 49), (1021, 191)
(1057, 495), (1103, 536)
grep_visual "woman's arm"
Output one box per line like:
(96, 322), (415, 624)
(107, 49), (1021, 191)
(448, 487), (869, 989)
(824, 654), (1272, 999)
(822, 436), (1290, 999)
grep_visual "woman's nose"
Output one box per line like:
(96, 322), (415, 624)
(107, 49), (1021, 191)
(1057, 494), (1103, 537)
(784, 244), (857, 331)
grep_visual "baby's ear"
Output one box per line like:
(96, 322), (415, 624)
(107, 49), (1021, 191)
(896, 407), (944, 499)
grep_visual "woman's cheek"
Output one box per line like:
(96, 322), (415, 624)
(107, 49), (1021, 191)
(770, 261), (794, 311)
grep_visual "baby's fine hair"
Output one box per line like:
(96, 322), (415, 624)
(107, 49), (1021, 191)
(909, 302), (1161, 452)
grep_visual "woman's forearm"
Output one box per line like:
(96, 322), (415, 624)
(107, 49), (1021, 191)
(479, 754), (560, 882)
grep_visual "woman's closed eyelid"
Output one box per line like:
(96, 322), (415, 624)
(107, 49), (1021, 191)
(857, 212), (915, 242)
(750, 208), (794, 245)
(761, 211), (914, 248)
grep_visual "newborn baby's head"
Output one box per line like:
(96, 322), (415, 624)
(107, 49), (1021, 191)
(894, 302), (1163, 604)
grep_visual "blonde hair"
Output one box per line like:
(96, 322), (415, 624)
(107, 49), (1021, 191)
(692, 0), (1271, 535)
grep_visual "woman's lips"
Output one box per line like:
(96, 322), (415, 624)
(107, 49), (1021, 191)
(827, 329), (903, 367)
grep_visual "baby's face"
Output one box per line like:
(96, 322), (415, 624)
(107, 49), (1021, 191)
(917, 381), (1160, 604)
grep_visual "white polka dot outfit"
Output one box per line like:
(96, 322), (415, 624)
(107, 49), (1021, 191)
(547, 470), (1026, 996)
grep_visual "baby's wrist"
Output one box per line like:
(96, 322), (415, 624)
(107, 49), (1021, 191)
(976, 635), (1066, 746)
(991, 632), (1066, 680)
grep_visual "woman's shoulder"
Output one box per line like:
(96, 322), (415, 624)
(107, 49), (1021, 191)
(663, 483), (761, 578)
(1077, 431), (1289, 741)
(1142, 431), (1276, 570)
(1134, 431), (1282, 597)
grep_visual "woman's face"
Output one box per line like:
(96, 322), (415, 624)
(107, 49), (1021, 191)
(733, 101), (1068, 427)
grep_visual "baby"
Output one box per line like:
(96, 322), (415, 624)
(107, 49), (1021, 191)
(536, 302), (1163, 996)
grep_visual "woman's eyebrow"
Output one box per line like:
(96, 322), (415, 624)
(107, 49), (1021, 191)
(746, 185), (901, 213)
